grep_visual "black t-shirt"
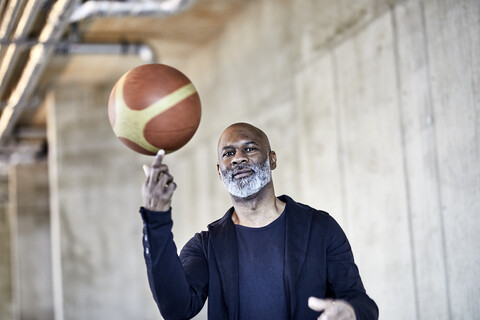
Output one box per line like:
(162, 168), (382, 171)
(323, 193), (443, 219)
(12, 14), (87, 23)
(235, 211), (288, 320)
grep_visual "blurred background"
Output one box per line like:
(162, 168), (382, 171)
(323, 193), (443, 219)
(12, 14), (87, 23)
(0, 0), (479, 319)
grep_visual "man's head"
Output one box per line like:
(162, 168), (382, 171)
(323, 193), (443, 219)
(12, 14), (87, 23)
(217, 123), (277, 199)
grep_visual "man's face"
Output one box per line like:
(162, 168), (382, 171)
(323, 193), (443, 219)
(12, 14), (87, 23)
(217, 124), (275, 198)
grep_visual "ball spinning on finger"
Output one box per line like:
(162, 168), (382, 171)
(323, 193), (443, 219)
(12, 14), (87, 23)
(108, 63), (202, 155)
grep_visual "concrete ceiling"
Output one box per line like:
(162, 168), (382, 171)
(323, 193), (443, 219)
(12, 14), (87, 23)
(0, 0), (247, 163)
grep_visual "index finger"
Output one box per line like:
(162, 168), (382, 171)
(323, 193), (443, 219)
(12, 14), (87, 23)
(152, 149), (166, 167)
(308, 297), (333, 312)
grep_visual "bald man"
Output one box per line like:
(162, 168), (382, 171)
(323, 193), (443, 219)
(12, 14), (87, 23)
(140, 123), (378, 320)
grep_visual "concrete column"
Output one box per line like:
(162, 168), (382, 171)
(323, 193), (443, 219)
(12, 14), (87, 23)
(0, 173), (13, 320)
(8, 162), (54, 319)
(46, 85), (158, 320)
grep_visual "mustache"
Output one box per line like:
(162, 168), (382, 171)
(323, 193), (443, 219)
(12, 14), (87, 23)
(233, 164), (254, 173)
(222, 163), (256, 179)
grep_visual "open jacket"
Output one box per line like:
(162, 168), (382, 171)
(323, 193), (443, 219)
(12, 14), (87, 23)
(140, 195), (378, 320)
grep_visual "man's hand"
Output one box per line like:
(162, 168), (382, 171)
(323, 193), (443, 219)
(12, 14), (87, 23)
(308, 297), (356, 320)
(142, 149), (177, 211)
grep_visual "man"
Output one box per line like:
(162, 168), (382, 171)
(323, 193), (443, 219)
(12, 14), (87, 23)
(140, 122), (378, 320)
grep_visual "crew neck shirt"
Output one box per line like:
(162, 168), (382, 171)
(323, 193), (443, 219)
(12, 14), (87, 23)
(234, 211), (288, 320)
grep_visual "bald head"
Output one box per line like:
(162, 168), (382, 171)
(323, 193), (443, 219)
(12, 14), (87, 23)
(217, 123), (271, 157)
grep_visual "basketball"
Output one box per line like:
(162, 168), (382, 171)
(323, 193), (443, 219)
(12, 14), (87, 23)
(108, 64), (202, 155)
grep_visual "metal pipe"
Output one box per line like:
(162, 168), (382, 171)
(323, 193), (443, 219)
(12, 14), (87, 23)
(0, 0), (81, 141)
(0, 0), (27, 50)
(0, 0), (8, 24)
(55, 42), (157, 63)
(69, 0), (194, 22)
(0, 0), (49, 98)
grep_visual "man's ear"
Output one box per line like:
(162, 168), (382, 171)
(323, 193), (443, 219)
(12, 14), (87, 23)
(217, 163), (222, 178)
(269, 151), (277, 170)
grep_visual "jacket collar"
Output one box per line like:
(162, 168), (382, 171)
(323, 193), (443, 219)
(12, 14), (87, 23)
(281, 195), (313, 316)
(208, 195), (313, 319)
(208, 206), (239, 320)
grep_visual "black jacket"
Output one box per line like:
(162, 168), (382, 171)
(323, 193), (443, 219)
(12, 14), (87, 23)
(140, 195), (378, 320)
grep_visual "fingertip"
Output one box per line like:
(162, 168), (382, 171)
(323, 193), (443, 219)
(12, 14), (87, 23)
(152, 149), (166, 166)
(308, 297), (328, 311)
(168, 181), (177, 191)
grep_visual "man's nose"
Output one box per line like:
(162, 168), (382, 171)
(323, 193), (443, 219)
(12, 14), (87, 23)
(232, 151), (247, 165)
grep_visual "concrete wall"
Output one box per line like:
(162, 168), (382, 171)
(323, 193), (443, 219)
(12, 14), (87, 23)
(2, 0), (478, 319)
(166, 0), (480, 319)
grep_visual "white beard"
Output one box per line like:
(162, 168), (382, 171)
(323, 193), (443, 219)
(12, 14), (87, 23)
(220, 156), (272, 199)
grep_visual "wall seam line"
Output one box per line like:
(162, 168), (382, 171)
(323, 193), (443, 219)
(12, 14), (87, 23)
(330, 50), (349, 233)
(419, 0), (453, 318)
(390, 6), (420, 320)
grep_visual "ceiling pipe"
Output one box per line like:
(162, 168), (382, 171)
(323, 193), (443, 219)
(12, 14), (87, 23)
(69, 0), (194, 22)
(0, 0), (27, 40)
(0, 0), (27, 57)
(55, 42), (157, 63)
(0, 0), (81, 142)
(0, 0), (7, 16)
(0, 0), (49, 99)
(0, 0), (8, 29)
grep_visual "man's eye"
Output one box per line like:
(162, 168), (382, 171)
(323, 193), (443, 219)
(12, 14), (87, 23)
(245, 147), (256, 152)
(223, 151), (234, 157)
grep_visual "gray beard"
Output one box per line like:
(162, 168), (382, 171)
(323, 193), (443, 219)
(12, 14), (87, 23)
(220, 157), (272, 199)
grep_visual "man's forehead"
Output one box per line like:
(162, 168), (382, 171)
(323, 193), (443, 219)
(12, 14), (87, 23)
(218, 125), (264, 147)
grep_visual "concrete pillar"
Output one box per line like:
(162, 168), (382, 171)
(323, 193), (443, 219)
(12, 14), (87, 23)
(0, 173), (13, 320)
(8, 162), (54, 319)
(46, 85), (158, 320)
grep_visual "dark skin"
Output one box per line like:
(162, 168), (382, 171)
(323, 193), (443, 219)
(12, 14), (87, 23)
(216, 123), (285, 227)
(142, 122), (356, 320)
(142, 149), (176, 212)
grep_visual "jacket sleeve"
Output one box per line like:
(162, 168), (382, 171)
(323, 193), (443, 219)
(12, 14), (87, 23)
(326, 217), (379, 320)
(140, 207), (208, 320)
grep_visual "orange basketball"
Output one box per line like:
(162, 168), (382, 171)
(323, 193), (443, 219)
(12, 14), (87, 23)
(108, 64), (201, 155)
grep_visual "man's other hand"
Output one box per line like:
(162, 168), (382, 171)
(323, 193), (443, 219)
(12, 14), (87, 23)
(308, 297), (356, 320)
